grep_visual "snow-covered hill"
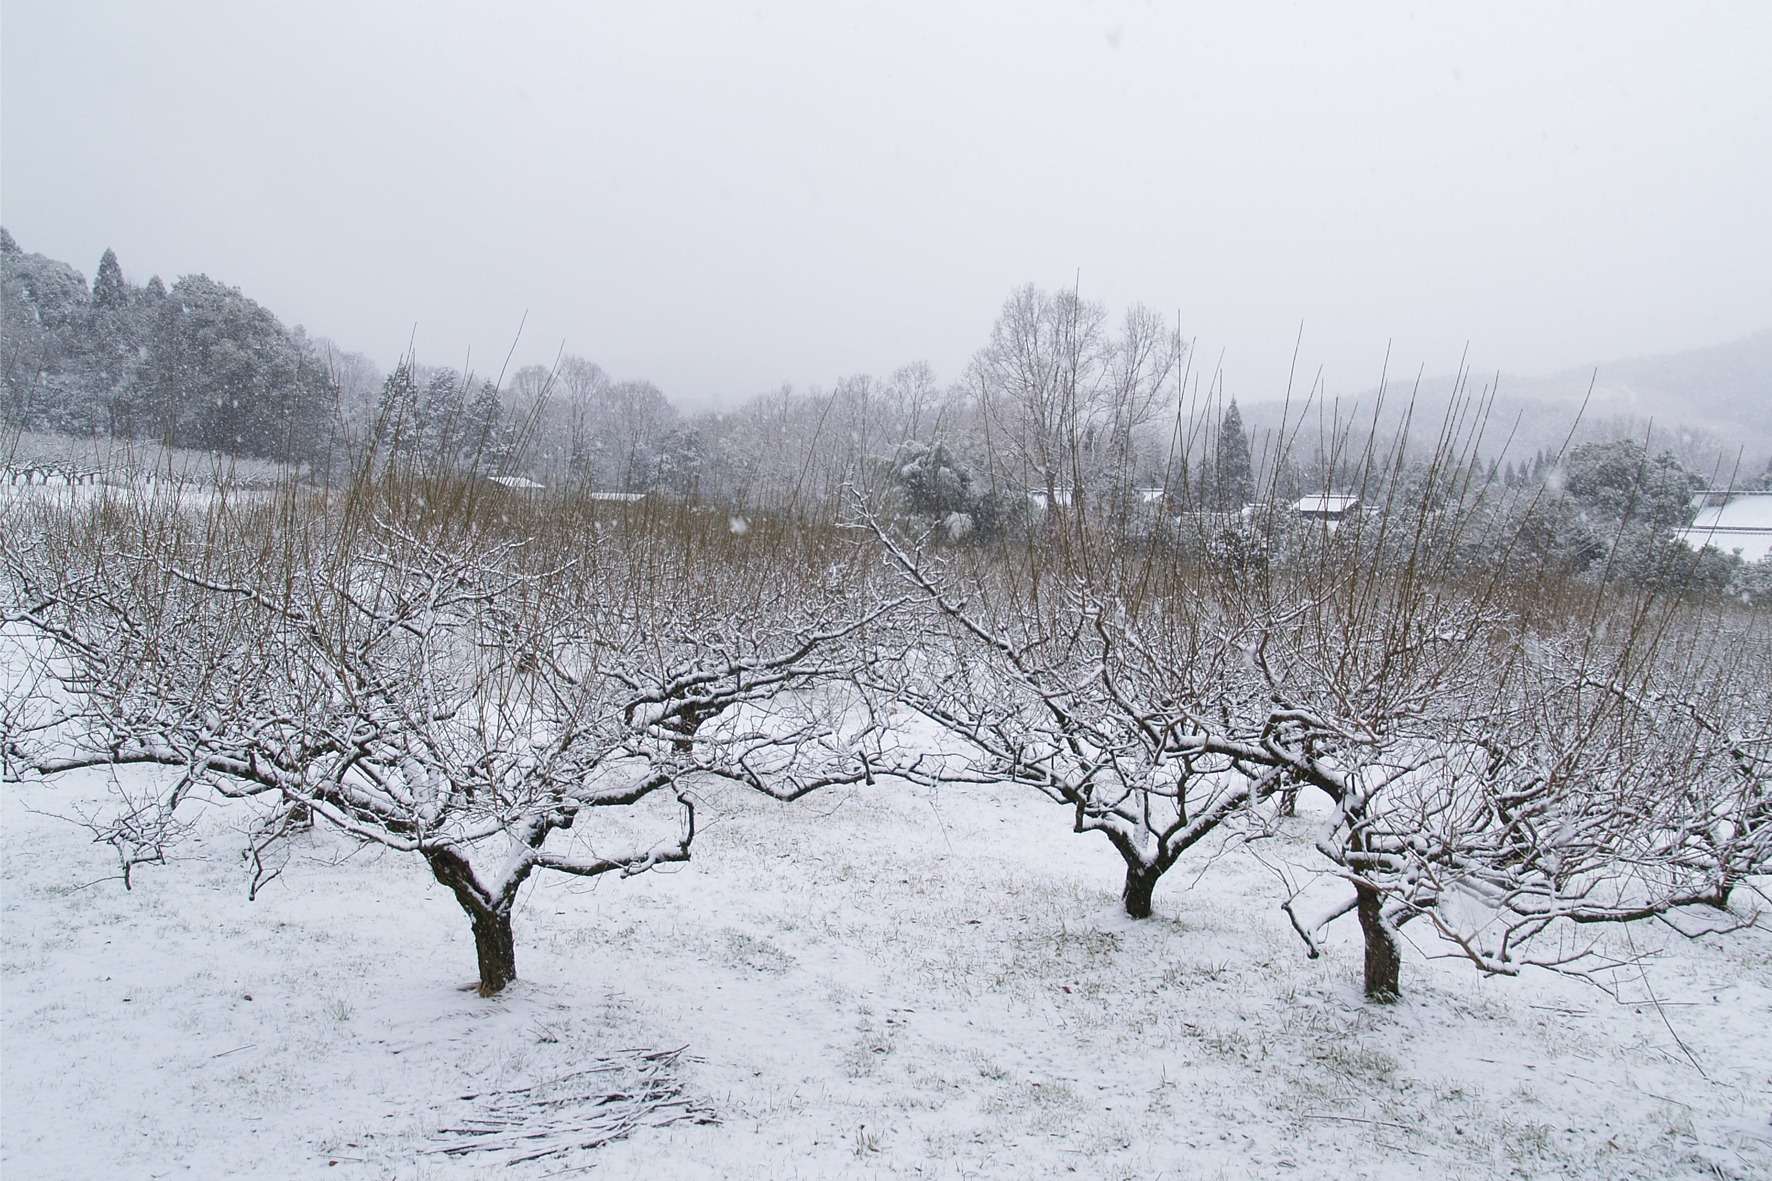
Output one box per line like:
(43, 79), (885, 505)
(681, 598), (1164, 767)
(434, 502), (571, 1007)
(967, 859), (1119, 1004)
(1237, 329), (1772, 478)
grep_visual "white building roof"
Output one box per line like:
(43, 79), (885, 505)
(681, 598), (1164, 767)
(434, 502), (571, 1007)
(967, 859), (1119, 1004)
(1676, 490), (1772, 563)
(1294, 495), (1360, 515)
(1025, 487), (1077, 508)
(486, 475), (545, 490)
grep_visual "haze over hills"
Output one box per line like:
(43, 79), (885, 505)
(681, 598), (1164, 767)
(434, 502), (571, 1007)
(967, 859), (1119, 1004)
(1235, 328), (1772, 481)
(6, 220), (1767, 492)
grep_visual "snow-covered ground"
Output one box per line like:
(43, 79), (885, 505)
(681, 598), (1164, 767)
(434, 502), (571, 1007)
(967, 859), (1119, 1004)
(2, 767), (1768, 1179)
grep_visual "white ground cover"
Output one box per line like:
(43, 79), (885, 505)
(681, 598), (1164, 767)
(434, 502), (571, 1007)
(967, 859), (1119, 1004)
(3, 764), (1768, 1179)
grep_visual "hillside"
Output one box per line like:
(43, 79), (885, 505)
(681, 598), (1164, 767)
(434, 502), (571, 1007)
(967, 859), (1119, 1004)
(1237, 330), (1772, 480)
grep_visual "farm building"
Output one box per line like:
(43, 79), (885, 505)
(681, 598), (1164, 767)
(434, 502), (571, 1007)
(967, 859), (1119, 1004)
(485, 475), (545, 492)
(1675, 489), (1772, 563)
(1293, 494), (1361, 528)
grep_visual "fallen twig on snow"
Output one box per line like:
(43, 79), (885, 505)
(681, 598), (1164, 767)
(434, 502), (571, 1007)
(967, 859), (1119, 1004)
(428, 1046), (719, 1167)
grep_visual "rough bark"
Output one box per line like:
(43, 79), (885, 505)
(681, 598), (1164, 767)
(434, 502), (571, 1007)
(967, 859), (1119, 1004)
(428, 848), (518, 996)
(467, 907), (517, 997)
(1356, 883), (1401, 1002)
(1121, 862), (1160, 919)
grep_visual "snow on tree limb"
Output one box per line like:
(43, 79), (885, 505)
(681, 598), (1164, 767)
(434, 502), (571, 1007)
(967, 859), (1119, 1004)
(2, 493), (901, 994)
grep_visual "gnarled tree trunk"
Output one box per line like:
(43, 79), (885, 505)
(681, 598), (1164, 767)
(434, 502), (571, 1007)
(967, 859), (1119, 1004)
(1121, 862), (1161, 919)
(428, 848), (518, 996)
(466, 907), (517, 996)
(1355, 883), (1401, 1002)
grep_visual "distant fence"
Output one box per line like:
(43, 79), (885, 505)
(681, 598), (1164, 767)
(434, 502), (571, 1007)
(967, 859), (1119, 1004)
(1, 461), (104, 487)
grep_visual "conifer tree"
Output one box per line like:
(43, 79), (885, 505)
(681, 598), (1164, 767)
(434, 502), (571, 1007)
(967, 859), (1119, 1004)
(420, 369), (466, 471)
(88, 249), (142, 432)
(1214, 400), (1254, 509)
(92, 248), (127, 310)
(466, 380), (512, 474)
(374, 361), (421, 459)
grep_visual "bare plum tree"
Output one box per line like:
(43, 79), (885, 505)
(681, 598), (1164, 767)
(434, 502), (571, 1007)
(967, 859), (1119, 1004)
(1264, 533), (1771, 1001)
(2, 492), (897, 995)
(866, 514), (1289, 921)
(863, 405), (1770, 1004)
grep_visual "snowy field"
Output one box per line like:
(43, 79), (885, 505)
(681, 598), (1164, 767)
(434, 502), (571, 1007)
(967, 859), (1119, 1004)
(3, 766), (1767, 1180)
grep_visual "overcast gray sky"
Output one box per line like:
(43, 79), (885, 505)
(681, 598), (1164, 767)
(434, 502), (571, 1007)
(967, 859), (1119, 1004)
(3, 0), (1768, 405)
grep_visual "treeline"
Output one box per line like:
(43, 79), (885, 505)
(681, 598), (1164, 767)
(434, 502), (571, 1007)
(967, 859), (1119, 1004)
(0, 228), (987, 498)
(5, 229), (1769, 601)
(0, 233), (1193, 506)
(2, 230), (338, 465)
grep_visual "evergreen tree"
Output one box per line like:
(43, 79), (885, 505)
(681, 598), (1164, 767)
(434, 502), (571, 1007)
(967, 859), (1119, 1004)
(1214, 400), (1254, 509)
(0, 263), (45, 425)
(88, 248), (145, 433)
(274, 330), (340, 471)
(92, 248), (127, 310)
(466, 380), (512, 474)
(139, 274), (311, 457)
(893, 440), (975, 517)
(374, 361), (421, 460)
(1, 231), (103, 431)
(420, 369), (466, 470)
(1272, 457), (1302, 503)
(651, 425), (704, 497)
(135, 277), (188, 442)
(1562, 440), (1699, 531)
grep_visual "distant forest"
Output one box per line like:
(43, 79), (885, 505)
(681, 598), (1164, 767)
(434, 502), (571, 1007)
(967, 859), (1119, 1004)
(4, 228), (1769, 530)
(0, 227), (969, 503)
(2, 228), (1190, 508)
(2, 229), (337, 464)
